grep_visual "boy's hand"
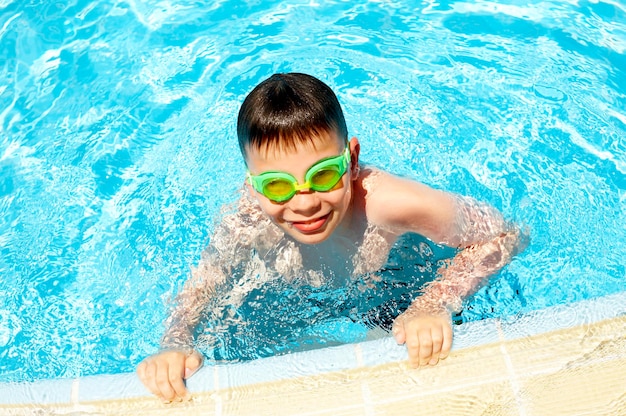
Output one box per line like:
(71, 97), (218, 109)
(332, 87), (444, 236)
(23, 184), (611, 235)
(136, 349), (204, 403)
(392, 307), (453, 368)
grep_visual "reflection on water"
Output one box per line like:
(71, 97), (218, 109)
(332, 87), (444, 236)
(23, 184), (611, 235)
(0, 0), (624, 382)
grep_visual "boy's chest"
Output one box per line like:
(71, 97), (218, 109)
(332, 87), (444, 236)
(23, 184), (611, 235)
(296, 225), (397, 281)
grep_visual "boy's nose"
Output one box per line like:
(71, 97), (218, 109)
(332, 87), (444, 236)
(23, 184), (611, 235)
(289, 189), (321, 213)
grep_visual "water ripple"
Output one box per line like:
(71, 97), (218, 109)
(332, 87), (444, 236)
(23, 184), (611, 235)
(0, 0), (625, 382)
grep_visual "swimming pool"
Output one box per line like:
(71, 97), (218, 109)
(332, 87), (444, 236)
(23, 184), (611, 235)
(0, 0), (624, 391)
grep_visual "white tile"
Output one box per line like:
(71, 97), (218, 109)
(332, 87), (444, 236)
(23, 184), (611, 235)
(452, 318), (501, 349)
(0, 378), (73, 405)
(218, 343), (359, 389)
(78, 372), (152, 402)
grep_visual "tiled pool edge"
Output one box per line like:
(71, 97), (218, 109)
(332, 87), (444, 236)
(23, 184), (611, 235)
(1, 290), (625, 407)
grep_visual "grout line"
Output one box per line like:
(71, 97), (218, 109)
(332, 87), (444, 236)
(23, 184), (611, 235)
(361, 381), (376, 416)
(70, 379), (79, 406)
(213, 366), (222, 416)
(354, 344), (364, 367)
(355, 343), (376, 415)
(496, 320), (527, 416)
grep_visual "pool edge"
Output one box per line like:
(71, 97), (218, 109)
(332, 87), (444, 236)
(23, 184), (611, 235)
(1, 290), (625, 412)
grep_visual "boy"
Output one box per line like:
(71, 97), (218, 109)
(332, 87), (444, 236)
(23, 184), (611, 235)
(137, 72), (522, 403)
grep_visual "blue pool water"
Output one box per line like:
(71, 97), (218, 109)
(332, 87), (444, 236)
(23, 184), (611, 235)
(1, 0), (625, 383)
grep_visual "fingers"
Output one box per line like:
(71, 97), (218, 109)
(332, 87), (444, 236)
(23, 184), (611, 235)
(402, 317), (453, 368)
(137, 360), (160, 398)
(184, 352), (204, 379)
(138, 358), (170, 401)
(136, 351), (193, 403)
(159, 358), (188, 402)
(406, 326), (436, 368)
(392, 319), (406, 344)
(440, 322), (453, 360)
(404, 327), (421, 368)
(428, 327), (443, 365)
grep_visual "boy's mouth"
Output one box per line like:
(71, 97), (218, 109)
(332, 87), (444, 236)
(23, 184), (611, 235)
(289, 213), (330, 233)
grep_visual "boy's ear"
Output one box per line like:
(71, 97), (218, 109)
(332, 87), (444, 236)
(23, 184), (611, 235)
(243, 172), (255, 195)
(245, 180), (255, 196)
(349, 137), (361, 178)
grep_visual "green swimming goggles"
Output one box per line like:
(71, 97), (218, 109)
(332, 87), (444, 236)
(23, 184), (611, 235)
(247, 146), (351, 203)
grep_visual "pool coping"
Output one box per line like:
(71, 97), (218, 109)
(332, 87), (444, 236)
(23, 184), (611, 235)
(1, 290), (625, 406)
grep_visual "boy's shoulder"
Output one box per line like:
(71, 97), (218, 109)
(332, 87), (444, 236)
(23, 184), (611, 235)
(356, 166), (457, 239)
(356, 166), (431, 205)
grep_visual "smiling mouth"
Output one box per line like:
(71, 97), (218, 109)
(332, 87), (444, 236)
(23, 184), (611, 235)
(289, 213), (330, 233)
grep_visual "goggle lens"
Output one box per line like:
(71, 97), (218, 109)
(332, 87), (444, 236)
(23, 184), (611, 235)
(309, 168), (342, 191)
(263, 179), (296, 201)
(248, 146), (350, 203)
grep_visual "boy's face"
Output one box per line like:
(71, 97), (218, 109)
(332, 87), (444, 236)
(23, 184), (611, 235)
(245, 132), (359, 245)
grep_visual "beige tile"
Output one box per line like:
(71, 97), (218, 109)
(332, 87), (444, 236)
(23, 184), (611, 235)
(359, 342), (519, 415)
(503, 316), (626, 375)
(370, 381), (520, 416)
(0, 404), (66, 416)
(83, 396), (218, 416)
(210, 342), (517, 416)
(217, 369), (367, 416)
(518, 357), (626, 416)
(4, 316), (625, 416)
(364, 344), (508, 396)
(501, 316), (626, 416)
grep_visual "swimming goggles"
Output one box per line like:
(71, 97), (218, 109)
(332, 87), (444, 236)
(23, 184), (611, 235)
(247, 146), (351, 203)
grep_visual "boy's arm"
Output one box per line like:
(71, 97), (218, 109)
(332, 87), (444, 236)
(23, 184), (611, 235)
(136, 261), (225, 403)
(137, 196), (252, 402)
(366, 171), (524, 367)
(160, 262), (225, 352)
(137, 192), (273, 402)
(408, 194), (522, 314)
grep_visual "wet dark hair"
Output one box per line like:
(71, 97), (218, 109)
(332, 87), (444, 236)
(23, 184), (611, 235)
(237, 73), (348, 159)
